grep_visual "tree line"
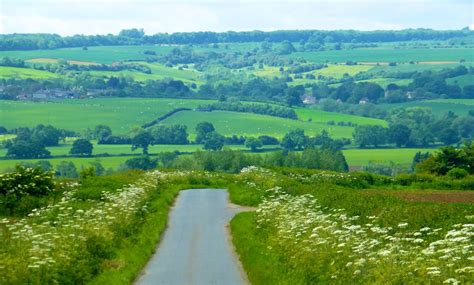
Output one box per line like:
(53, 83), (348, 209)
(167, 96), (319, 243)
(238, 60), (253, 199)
(1, 28), (471, 51)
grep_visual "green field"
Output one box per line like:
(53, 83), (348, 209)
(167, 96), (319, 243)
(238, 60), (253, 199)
(0, 66), (60, 79)
(380, 99), (474, 116)
(0, 144), (280, 171)
(446, 74), (474, 87)
(0, 98), (212, 134)
(0, 45), (175, 64)
(342, 148), (434, 166)
(295, 108), (387, 126)
(357, 77), (412, 88)
(89, 62), (203, 84)
(160, 110), (355, 138)
(290, 48), (474, 63)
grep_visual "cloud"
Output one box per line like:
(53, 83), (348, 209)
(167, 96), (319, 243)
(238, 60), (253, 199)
(1, 0), (472, 35)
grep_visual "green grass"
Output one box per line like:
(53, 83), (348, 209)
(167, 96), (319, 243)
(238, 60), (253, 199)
(89, 62), (203, 84)
(446, 74), (474, 87)
(290, 48), (474, 63)
(0, 45), (175, 64)
(0, 66), (60, 79)
(0, 98), (213, 134)
(295, 108), (387, 126)
(160, 110), (355, 139)
(379, 99), (474, 116)
(342, 148), (434, 166)
(357, 77), (412, 88)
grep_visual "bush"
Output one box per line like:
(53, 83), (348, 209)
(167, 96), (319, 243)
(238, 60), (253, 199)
(0, 165), (54, 196)
(447, 167), (469, 179)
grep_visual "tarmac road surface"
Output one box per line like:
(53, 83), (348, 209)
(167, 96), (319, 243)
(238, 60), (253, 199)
(136, 189), (249, 285)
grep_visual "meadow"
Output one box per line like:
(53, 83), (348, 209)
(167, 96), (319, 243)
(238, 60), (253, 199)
(0, 98), (213, 134)
(342, 148), (434, 167)
(89, 62), (203, 84)
(0, 66), (60, 79)
(230, 167), (474, 285)
(446, 74), (474, 88)
(295, 108), (387, 126)
(290, 47), (474, 63)
(379, 99), (474, 116)
(160, 110), (355, 138)
(0, 45), (175, 64)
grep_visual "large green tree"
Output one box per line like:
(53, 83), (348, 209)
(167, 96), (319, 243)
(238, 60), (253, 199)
(70, 139), (93, 156)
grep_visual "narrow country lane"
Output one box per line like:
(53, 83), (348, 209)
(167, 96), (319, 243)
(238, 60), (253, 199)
(136, 189), (249, 285)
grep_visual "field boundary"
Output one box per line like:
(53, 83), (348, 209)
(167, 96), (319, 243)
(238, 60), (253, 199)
(142, 107), (192, 128)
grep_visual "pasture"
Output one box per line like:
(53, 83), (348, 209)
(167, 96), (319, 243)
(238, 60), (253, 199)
(0, 98), (212, 134)
(160, 110), (355, 138)
(89, 62), (203, 84)
(379, 99), (474, 116)
(0, 66), (60, 79)
(446, 74), (474, 87)
(342, 148), (434, 167)
(0, 45), (175, 64)
(290, 47), (474, 63)
(295, 108), (387, 126)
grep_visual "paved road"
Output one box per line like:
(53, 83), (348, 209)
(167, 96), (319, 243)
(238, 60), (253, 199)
(136, 189), (248, 285)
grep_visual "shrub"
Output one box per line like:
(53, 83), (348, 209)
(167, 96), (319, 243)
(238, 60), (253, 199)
(446, 167), (469, 179)
(0, 165), (54, 197)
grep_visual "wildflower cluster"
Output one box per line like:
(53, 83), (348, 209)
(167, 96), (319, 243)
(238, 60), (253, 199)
(255, 191), (474, 283)
(0, 166), (55, 196)
(0, 170), (164, 284)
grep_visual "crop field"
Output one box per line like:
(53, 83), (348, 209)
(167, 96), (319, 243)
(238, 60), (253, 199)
(0, 45), (175, 64)
(342, 148), (434, 167)
(290, 47), (474, 63)
(380, 99), (474, 116)
(0, 66), (60, 79)
(160, 110), (355, 138)
(0, 98), (213, 134)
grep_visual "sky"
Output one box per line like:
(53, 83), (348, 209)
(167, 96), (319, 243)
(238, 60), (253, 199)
(0, 0), (473, 35)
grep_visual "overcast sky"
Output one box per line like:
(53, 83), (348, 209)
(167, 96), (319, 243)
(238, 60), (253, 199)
(1, 0), (472, 35)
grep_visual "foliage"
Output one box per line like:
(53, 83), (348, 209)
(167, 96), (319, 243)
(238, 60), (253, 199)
(245, 137), (263, 152)
(70, 139), (93, 156)
(197, 101), (298, 119)
(417, 142), (474, 175)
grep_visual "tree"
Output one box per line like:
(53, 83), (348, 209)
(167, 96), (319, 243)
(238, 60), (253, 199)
(131, 130), (154, 154)
(203, 132), (225, 151)
(6, 140), (50, 159)
(56, 161), (78, 178)
(125, 156), (157, 170)
(151, 124), (188, 144)
(417, 144), (472, 175)
(438, 128), (460, 145)
(353, 125), (388, 148)
(195, 122), (215, 144)
(281, 129), (308, 150)
(94, 125), (112, 143)
(277, 40), (296, 55)
(388, 124), (411, 147)
(70, 139), (93, 156)
(245, 137), (263, 152)
(119, 28), (145, 38)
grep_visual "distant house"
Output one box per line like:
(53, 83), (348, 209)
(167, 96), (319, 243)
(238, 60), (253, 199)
(406, 92), (414, 99)
(300, 94), (316, 105)
(359, 98), (368, 104)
